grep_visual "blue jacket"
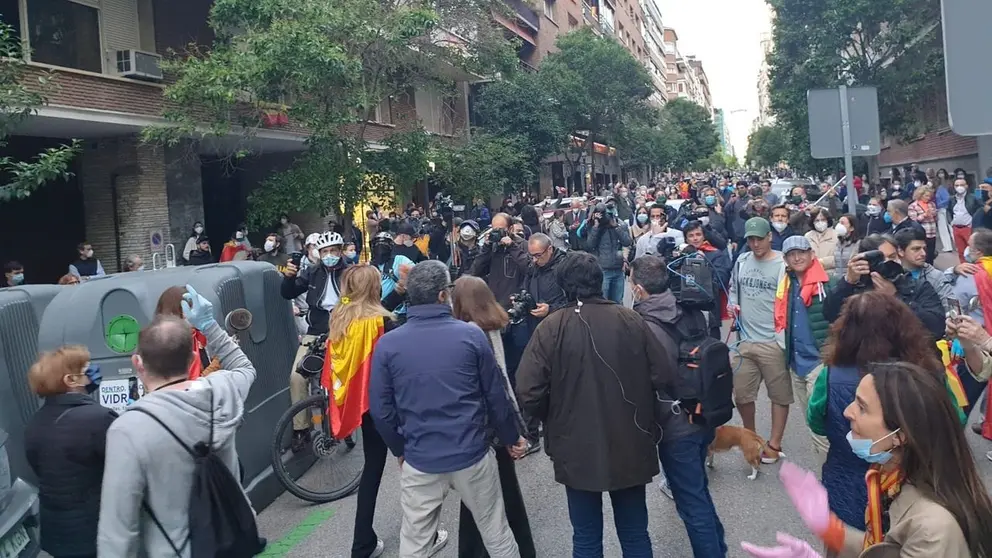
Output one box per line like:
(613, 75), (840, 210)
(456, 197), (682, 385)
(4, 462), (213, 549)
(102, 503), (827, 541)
(369, 304), (520, 474)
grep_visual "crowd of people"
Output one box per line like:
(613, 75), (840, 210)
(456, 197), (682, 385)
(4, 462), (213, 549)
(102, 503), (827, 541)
(11, 165), (992, 558)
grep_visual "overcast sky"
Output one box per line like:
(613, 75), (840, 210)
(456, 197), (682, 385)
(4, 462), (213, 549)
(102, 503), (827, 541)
(655, 0), (773, 158)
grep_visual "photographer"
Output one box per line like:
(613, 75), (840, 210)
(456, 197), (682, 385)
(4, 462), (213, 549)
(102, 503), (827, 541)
(683, 220), (732, 340)
(633, 205), (684, 259)
(578, 202), (632, 303)
(469, 213), (530, 307)
(822, 233), (945, 340)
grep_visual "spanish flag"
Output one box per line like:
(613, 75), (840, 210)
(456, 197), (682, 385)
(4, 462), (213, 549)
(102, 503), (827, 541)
(321, 317), (385, 439)
(187, 329), (207, 380)
(938, 339), (969, 410)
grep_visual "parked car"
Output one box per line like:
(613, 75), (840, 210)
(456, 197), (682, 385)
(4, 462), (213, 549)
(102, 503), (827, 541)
(0, 429), (40, 558)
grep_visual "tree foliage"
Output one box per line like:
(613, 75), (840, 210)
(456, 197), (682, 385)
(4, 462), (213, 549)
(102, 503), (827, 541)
(661, 98), (719, 168)
(431, 133), (532, 200)
(0, 22), (80, 202)
(746, 124), (790, 168)
(615, 112), (687, 172)
(766, 0), (943, 173)
(146, 0), (517, 226)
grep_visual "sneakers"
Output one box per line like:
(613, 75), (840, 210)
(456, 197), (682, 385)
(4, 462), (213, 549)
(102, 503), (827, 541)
(428, 529), (449, 557)
(761, 443), (785, 464)
(370, 540), (385, 558)
(657, 476), (674, 500)
(987, 450), (992, 463)
(521, 439), (542, 458)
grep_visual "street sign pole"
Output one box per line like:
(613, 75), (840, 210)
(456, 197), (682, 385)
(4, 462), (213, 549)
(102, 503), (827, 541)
(838, 86), (858, 215)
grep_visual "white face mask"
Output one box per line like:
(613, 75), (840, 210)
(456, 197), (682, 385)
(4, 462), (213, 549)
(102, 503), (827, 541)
(956, 186), (967, 195)
(403, 240), (414, 247)
(814, 221), (828, 232)
(867, 205), (882, 216)
(84, 249), (94, 258)
(194, 226), (203, 234)
(264, 240), (276, 252)
(772, 221), (788, 233)
(309, 248), (320, 263)
(235, 231), (245, 240)
(892, 184), (901, 191)
(835, 223), (849, 237)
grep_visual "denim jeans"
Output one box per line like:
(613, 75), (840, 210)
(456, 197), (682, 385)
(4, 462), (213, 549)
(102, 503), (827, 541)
(602, 268), (625, 304)
(564, 484), (652, 557)
(658, 429), (727, 557)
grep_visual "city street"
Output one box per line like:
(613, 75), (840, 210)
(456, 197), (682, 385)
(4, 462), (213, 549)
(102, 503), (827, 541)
(256, 245), (992, 558)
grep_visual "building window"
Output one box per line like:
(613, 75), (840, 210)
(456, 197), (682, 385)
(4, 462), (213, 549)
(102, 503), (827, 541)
(373, 97), (392, 125)
(415, 86), (457, 136)
(678, 83), (685, 93)
(544, 0), (555, 22)
(27, 0), (103, 73)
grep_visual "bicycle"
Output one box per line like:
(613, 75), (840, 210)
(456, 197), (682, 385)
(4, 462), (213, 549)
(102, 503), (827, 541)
(270, 334), (364, 503)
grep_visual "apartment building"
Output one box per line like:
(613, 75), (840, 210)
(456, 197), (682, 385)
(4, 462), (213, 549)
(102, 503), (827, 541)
(753, 31), (774, 132)
(713, 108), (735, 158)
(639, 0), (671, 106)
(0, 0), (471, 283)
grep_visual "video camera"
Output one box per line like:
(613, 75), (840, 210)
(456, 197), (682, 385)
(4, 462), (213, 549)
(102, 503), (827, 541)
(507, 290), (537, 325)
(658, 238), (715, 310)
(434, 192), (454, 221)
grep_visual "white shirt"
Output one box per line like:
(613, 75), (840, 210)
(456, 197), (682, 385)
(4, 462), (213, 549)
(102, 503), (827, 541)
(634, 228), (686, 259)
(952, 196), (973, 227)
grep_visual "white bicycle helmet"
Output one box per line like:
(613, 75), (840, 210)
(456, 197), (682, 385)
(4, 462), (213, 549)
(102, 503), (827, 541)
(314, 231), (344, 249)
(304, 232), (322, 247)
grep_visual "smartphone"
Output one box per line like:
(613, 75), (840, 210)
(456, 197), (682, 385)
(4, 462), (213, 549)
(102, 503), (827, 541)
(290, 251), (303, 267)
(946, 297), (962, 320)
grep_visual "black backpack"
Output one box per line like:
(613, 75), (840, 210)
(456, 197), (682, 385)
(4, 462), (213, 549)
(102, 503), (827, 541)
(645, 310), (734, 428)
(131, 389), (263, 558)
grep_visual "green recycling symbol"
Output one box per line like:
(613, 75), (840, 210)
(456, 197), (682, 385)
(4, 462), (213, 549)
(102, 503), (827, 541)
(106, 315), (141, 353)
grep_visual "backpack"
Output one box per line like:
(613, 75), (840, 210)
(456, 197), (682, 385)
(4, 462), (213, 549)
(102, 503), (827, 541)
(645, 310), (734, 428)
(131, 389), (263, 558)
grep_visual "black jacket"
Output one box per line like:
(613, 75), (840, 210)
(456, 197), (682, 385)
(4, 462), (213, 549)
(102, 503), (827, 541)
(186, 250), (214, 266)
(469, 236), (529, 307)
(891, 217), (925, 236)
(25, 393), (117, 557)
(281, 261), (350, 335)
(524, 248), (568, 327)
(822, 273), (945, 341)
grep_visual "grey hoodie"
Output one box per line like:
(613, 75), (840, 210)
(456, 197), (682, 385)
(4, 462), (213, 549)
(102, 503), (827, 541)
(97, 321), (256, 558)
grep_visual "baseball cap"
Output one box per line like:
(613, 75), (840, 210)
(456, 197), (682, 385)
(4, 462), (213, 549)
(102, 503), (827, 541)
(744, 217), (772, 239)
(782, 235), (812, 254)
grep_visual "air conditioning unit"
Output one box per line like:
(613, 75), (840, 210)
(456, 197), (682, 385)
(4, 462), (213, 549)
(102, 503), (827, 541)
(115, 49), (163, 81)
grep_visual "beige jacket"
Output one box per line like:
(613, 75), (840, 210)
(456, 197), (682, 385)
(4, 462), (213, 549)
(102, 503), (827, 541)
(837, 484), (970, 557)
(805, 228), (839, 272)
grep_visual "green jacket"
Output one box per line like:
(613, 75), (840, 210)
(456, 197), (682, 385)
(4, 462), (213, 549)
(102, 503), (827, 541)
(780, 274), (836, 358)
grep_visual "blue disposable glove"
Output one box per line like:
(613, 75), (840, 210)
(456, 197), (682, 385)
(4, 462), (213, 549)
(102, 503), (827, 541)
(181, 284), (216, 330)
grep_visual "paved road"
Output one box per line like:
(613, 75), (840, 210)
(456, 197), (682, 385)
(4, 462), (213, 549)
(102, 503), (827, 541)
(255, 246), (983, 557)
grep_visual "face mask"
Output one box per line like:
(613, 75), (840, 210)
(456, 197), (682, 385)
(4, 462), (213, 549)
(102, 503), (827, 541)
(84, 249), (94, 258)
(658, 196), (667, 204)
(704, 195), (716, 206)
(235, 232), (245, 240)
(835, 223), (849, 238)
(10, 273), (23, 285)
(965, 247), (978, 263)
(194, 226), (204, 234)
(846, 429), (900, 464)
(814, 221), (828, 232)
(883, 212), (893, 224)
(772, 221), (787, 233)
(84, 364), (102, 395)
(309, 248), (320, 263)
(956, 186), (967, 195)
(636, 214), (649, 225)
(280, 218), (288, 225)
(136, 265), (145, 272)
(264, 241), (276, 253)
(699, 216), (710, 226)
(344, 251), (357, 260)
(322, 255), (340, 267)
(867, 205), (882, 216)
(790, 195), (803, 204)
(892, 184), (901, 191)
(403, 240), (414, 247)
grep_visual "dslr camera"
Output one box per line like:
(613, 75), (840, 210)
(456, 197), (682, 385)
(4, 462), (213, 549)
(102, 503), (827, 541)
(507, 290), (537, 325)
(856, 250), (906, 289)
(488, 228), (508, 246)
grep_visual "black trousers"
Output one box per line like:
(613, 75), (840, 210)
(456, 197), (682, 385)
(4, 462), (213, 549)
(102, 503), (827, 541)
(457, 446), (537, 558)
(926, 236), (937, 264)
(351, 413), (389, 558)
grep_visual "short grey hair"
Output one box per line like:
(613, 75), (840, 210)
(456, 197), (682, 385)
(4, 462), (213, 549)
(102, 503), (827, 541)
(529, 233), (551, 250)
(125, 254), (142, 271)
(887, 199), (908, 217)
(406, 260), (451, 306)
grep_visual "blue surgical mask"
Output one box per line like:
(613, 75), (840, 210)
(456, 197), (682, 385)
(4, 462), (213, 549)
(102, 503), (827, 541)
(322, 255), (340, 267)
(882, 212), (892, 224)
(846, 429), (900, 464)
(10, 273), (23, 285)
(636, 214), (649, 225)
(704, 195), (716, 206)
(84, 364), (102, 395)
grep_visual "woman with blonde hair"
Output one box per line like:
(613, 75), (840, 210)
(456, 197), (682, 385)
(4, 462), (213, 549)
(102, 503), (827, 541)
(25, 345), (116, 558)
(907, 185), (938, 263)
(331, 265), (447, 557)
(452, 275), (535, 558)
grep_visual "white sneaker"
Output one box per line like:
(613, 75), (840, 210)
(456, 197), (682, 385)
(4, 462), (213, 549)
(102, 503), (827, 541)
(370, 539), (385, 558)
(986, 450), (992, 463)
(428, 529), (449, 557)
(658, 476), (674, 500)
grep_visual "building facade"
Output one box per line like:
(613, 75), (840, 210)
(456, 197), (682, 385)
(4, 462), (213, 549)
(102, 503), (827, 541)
(713, 108), (735, 158)
(753, 31), (774, 133)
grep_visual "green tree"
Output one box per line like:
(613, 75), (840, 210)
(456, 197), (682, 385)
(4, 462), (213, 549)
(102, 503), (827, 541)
(661, 98), (719, 168)
(431, 133), (532, 200)
(746, 124), (790, 168)
(539, 28), (655, 186)
(144, 0), (516, 227)
(0, 22), (79, 202)
(615, 112), (687, 173)
(766, 0), (943, 174)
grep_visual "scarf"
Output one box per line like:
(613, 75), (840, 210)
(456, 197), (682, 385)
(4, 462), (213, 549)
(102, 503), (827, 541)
(187, 329), (208, 380)
(976, 257), (992, 440)
(863, 465), (904, 549)
(321, 316), (384, 439)
(773, 259), (829, 333)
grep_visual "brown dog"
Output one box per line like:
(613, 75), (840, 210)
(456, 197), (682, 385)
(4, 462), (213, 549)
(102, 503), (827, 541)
(706, 425), (782, 480)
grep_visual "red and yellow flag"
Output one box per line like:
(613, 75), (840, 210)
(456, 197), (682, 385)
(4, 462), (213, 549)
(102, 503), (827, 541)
(321, 317), (384, 439)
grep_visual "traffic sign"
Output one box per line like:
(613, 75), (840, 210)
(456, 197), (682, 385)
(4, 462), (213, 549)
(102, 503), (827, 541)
(941, 0), (992, 135)
(807, 87), (881, 159)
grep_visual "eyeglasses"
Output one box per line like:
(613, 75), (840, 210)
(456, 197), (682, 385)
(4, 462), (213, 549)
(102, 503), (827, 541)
(529, 247), (549, 259)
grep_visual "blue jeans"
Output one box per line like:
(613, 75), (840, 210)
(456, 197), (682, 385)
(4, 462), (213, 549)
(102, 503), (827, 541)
(564, 484), (651, 557)
(659, 429), (727, 557)
(602, 268), (624, 304)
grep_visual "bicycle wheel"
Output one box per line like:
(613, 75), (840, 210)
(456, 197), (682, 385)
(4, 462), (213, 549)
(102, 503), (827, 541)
(270, 393), (365, 503)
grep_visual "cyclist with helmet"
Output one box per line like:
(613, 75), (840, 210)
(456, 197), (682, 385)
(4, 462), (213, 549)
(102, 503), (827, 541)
(370, 231), (415, 320)
(281, 230), (351, 451)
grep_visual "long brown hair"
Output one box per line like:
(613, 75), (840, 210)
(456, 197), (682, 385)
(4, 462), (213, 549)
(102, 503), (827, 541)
(868, 362), (992, 556)
(822, 291), (942, 374)
(452, 276), (508, 332)
(155, 286), (187, 318)
(328, 265), (393, 343)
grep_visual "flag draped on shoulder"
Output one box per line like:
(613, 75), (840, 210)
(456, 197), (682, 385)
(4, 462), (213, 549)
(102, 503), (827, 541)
(321, 316), (385, 439)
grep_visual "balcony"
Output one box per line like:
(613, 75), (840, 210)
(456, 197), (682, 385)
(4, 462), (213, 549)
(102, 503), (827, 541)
(601, 18), (615, 36)
(582, 2), (600, 28)
(505, 0), (540, 32)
